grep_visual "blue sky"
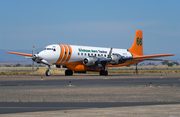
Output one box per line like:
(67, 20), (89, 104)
(0, 0), (180, 56)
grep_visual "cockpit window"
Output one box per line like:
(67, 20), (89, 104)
(45, 48), (53, 50)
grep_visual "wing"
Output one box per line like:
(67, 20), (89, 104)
(6, 51), (33, 57)
(6, 51), (53, 66)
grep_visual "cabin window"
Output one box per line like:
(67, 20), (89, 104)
(91, 53), (93, 56)
(94, 54), (96, 56)
(85, 53), (86, 56)
(69, 52), (71, 55)
(65, 52), (66, 54)
(88, 53), (90, 56)
(81, 53), (83, 55)
(78, 53), (80, 55)
(98, 54), (100, 56)
(101, 54), (103, 56)
(104, 54), (106, 57)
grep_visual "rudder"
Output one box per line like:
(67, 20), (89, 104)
(128, 30), (143, 55)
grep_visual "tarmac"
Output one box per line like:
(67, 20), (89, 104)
(0, 74), (180, 117)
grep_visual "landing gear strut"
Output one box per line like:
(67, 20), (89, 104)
(135, 63), (138, 74)
(65, 69), (73, 76)
(100, 70), (108, 76)
(45, 66), (51, 76)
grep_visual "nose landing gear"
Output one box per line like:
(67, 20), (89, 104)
(45, 66), (51, 76)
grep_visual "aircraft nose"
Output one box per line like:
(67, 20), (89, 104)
(38, 51), (46, 59)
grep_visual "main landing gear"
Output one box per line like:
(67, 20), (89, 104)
(65, 69), (73, 76)
(99, 70), (108, 76)
(135, 63), (138, 74)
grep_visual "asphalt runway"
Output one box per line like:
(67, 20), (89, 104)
(1, 102), (180, 114)
(0, 76), (180, 115)
(0, 77), (180, 89)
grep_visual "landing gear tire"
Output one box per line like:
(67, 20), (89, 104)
(46, 69), (51, 76)
(100, 70), (108, 76)
(65, 70), (73, 76)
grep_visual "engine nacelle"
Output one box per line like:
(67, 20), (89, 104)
(111, 54), (122, 64)
(83, 57), (98, 66)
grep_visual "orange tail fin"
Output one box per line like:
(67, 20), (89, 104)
(128, 30), (143, 55)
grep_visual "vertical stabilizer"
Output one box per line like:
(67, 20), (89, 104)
(128, 30), (143, 55)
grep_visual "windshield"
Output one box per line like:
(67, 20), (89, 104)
(45, 48), (53, 50)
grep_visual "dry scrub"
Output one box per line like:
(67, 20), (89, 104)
(0, 66), (180, 75)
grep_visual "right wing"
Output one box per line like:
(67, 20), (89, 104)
(6, 51), (33, 57)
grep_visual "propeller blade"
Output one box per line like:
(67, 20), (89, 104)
(32, 60), (34, 70)
(24, 56), (33, 59)
(108, 47), (113, 58)
(32, 46), (35, 55)
(104, 64), (108, 71)
(32, 46), (35, 70)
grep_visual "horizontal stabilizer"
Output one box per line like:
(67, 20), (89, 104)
(125, 54), (174, 62)
(145, 59), (172, 61)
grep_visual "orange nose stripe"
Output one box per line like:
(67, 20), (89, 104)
(60, 44), (68, 63)
(55, 44), (64, 64)
(65, 45), (72, 63)
(55, 44), (72, 65)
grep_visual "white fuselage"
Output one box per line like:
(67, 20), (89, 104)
(38, 44), (133, 65)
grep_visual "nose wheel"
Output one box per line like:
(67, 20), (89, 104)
(46, 69), (51, 76)
(45, 66), (51, 76)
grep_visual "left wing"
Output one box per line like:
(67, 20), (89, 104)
(83, 47), (174, 70)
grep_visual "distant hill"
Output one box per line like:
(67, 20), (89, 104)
(0, 60), (33, 65)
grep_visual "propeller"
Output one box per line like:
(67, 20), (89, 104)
(104, 47), (113, 71)
(24, 46), (35, 70)
(108, 47), (113, 58)
(32, 46), (35, 70)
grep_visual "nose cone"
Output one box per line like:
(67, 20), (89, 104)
(38, 51), (46, 59)
(37, 45), (60, 64)
(38, 50), (58, 64)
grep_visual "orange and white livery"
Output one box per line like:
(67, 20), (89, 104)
(6, 30), (174, 76)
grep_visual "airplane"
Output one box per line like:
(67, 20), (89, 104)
(6, 30), (174, 76)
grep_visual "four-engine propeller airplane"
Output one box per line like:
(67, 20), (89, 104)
(6, 30), (174, 76)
